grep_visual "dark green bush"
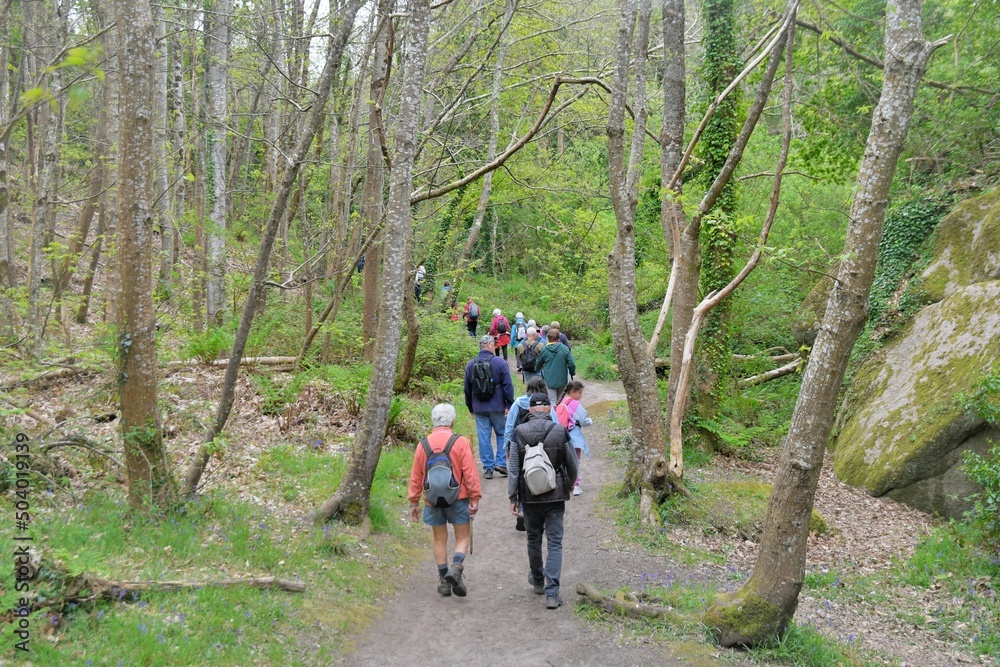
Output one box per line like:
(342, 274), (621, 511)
(410, 314), (478, 384)
(183, 327), (233, 363)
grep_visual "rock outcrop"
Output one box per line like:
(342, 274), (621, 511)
(832, 189), (1000, 518)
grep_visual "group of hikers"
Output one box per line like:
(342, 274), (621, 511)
(407, 321), (590, 611)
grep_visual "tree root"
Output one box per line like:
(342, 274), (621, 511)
(576, 583), (684, 624)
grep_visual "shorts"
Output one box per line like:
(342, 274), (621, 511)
(423, 498), (471, 526)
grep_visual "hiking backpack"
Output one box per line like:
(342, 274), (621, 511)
(471, 359), (496, 401)
(515, 322), (527, 341)
(422, 435), (461, 508)
(496, 318), (509, 335)
(522, 424), (557, 495)
(556, 398), (575, 431)
(520, 342), (541, 372)
(468, 303), (480, 321)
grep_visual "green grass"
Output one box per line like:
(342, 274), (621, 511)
(0, 446), (423, 666)
(745, 621), (878, 666)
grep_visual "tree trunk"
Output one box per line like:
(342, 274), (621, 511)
(361, 0), (394, 359)
(308, 0), (431, 525)
(113, 0), (176, 509)
(182, 0), (365, 498)
(0, 6), (14, 335)
(394, 271), (420, 393)
(605, 0), (671, 525)
(705, 0), (937, 645)
(153, 1), (173, 288)
(205, 0), (230, 327)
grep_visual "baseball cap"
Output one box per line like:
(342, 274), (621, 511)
(479, 334), (495, 346)
(529, 393), (551, 407)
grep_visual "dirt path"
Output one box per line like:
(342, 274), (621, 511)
(337, 377), (728, 667)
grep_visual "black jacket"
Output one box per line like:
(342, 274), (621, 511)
(507, 411), (578, 504)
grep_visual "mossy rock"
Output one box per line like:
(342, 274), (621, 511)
(921, 187), (1000, 302)
(833, 280), (1000, 516)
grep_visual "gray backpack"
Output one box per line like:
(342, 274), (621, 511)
(422, 435), (461, 508)
(522, 425), (557, 495)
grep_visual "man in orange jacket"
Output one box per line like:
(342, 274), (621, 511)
(408, 403), (482, 597)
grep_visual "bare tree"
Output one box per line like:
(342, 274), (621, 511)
(113, 0), (176, 508)
(308, 0), (432, 525)
(704, 0), (945, 645)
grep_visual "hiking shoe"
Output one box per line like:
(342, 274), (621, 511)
(437, 576), (452, 597)
(495, 466), (508, 477)
(529, 576), (545, 595)
(484, 468), (494, 480)
(445, 563), (467, 597)
(573, 481), (582, 496)
(546, 594), (562, 609)
(515, 515), (525, 532)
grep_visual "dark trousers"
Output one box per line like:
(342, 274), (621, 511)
(524, 502), (565, 596)
(495, 344), (508, 360)
(467, 320), (478, 337)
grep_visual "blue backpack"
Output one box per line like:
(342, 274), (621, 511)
(422, 435), (461, 508)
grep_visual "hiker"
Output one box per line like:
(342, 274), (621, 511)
(511, 312), (528, 358)
(503, 376), (557, 531)
(408, 403), (481, 598)
(414, 265), (427, 301)
(536, 328), (576, 404)
(440, 280), (452, 304)
(549, 321), (571, 351)
(518, 327), (546, 384)
(489, 309), (512, 360)
(556, 380), (593, 496)
(508, 393), (578, 609)
(463, 297), (481, 337)
(464, 335), (515, 479)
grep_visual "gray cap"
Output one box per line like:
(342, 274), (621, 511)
(479, 335), (495, 347)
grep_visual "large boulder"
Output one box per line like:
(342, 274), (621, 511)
(832, 190), (1000, 518)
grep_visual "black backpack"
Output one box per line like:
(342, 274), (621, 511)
(496, 318), (509, 335)
(422, 435), (461, 508)
(520, 342), (542, 372)
(471, 359), (496, 401)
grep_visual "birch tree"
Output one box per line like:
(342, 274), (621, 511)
(705, 0), (944, 644)
(113, 0), (176, 508)
(309, 0), (431, 525)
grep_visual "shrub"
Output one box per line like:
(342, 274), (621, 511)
(958, 369), (1000, 544)
(410, 314), (478, 384)
(183, 327), (233, 363)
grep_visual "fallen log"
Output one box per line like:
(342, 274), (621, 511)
(731, 352), (799, 363)
(576, 582), (682, 623)
(163, 356), (297, 370)
(738, 357), (804, 388)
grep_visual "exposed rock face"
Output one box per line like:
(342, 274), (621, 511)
(791, 271), (834, 348)
(832, 189), (1000, 518)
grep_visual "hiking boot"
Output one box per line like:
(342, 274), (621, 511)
(529, 576), (545, 595)
(445, 563), (467, 597)
(573, 481), (582, 496)
(515, 515), (525, 532)
(484, 468), (494, 480)
(495, 466), (508, 477)
(546, 594), (562, 609)
(437, 576), (452, 597)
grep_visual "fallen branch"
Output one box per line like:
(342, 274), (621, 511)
(92, 576), (306, 597)
(732, 352), (799, 363)
(40, 436), (124, 468)
(739, 357), (804, 388)
(163, 356), (297, 369)
(576, 582), (682, 623)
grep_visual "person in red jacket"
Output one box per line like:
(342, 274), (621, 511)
(408, 403), (482, 597)
(489, 309), (512, 360)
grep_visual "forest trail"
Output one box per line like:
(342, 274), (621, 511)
(337, 373), (729, 667)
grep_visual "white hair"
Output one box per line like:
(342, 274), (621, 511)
(493, 308), (501, 316)
(516, 312), (524, 319)
(431, 403), (457, 428)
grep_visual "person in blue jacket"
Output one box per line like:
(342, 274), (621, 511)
(464, 335), (515, 479)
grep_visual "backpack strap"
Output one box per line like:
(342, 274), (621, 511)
(421, 437), (433, 458)
(442, 433), (460, 456)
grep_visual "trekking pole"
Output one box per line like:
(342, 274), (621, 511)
(469, 514), (474, 555)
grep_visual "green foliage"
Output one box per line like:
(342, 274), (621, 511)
(572, 342), (619, 381)
(962, 443), (1000, 544)
(869, 196), (948, 328)
(409, 314), (478, 386)
(745, 622), (873, 666)
(182, 327), (233, 363)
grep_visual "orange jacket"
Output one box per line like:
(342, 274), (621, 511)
(408, 427), (482, 505)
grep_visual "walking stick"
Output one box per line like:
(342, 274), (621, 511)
(469, 514), (474, 555)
